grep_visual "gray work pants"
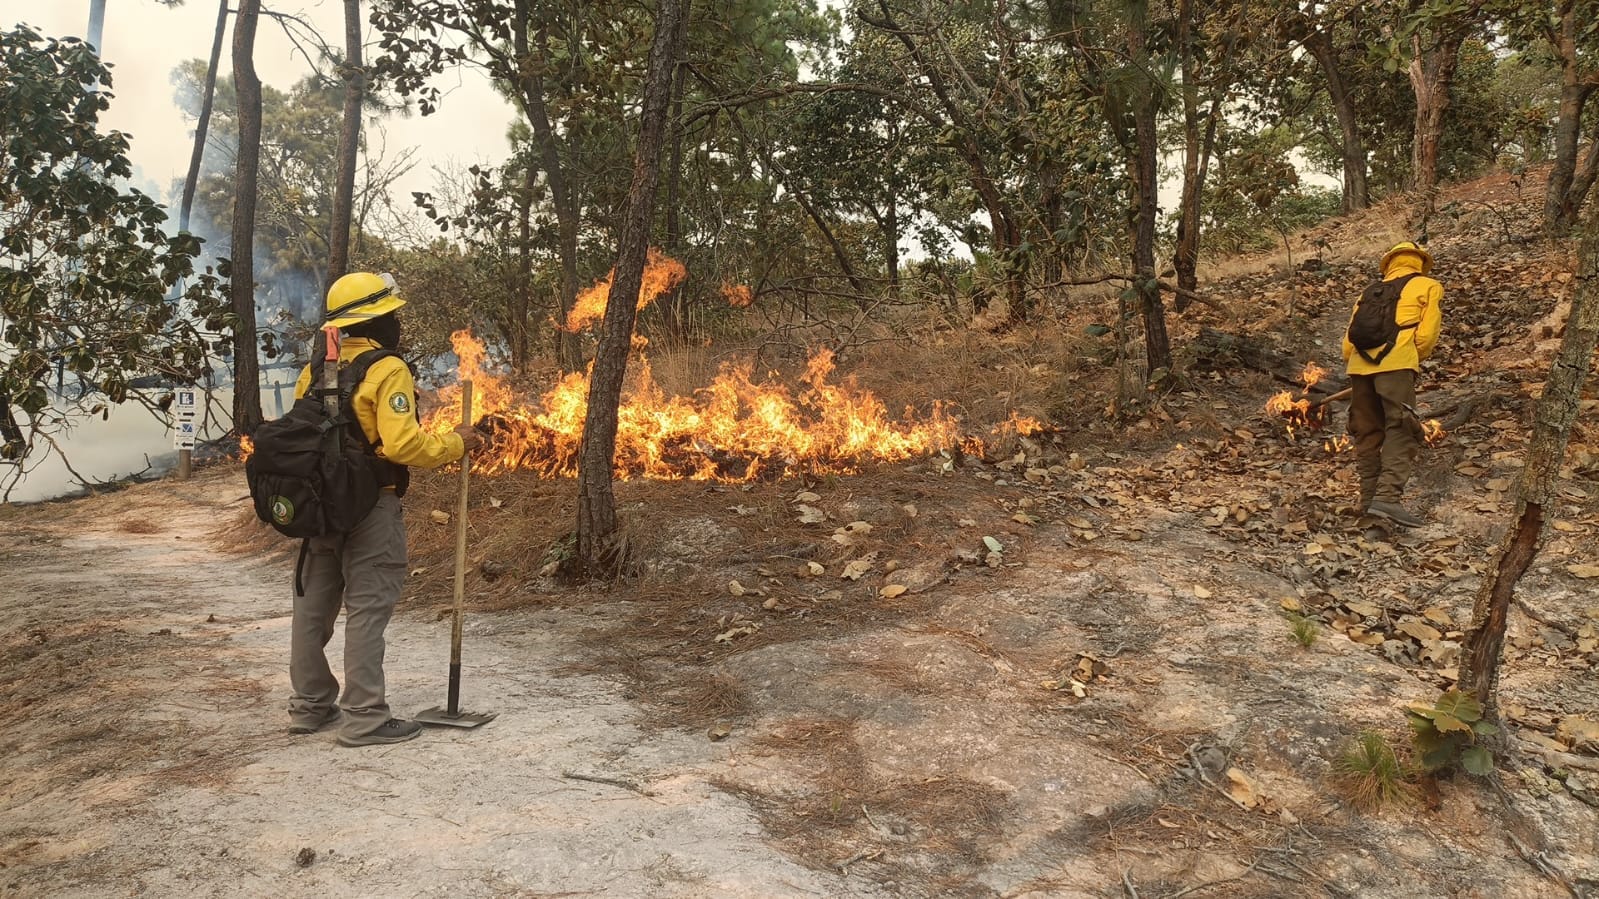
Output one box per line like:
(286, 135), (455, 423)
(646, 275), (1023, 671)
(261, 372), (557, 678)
(289, 492), (407, 739)
(1348, 370), (1423, 507)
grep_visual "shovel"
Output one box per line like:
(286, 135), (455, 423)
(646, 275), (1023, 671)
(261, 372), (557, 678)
(416, 380), (498, 729)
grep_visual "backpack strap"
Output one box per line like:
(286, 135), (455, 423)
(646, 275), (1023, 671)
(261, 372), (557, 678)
(308, 348), (405, 451)
(317, 348), (412, 494)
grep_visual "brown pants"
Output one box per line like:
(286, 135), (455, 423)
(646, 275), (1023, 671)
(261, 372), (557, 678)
(289, 492), (407, 740)
(1348, 370), (1423, 507)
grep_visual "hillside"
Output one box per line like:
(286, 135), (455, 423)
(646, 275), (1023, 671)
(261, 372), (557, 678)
(2, 167), (1596, 899)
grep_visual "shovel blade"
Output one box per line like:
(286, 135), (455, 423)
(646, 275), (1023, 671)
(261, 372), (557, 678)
(415, 706), (498, 728)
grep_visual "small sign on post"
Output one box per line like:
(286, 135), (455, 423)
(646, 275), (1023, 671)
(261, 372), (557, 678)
(172, 418), (198, 450)
(172, 388), (199, 480)
(174, 389), (199, 419)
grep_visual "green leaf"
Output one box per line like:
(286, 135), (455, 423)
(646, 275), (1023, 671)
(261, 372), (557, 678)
(1470, 720), (1499, 737)
(1434, 691), (1483, 723)
(1432, 713), (1472, 736)
(1460, 746), (1493, 777)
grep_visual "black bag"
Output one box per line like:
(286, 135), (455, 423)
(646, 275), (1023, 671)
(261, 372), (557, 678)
(246, 349), (400, 538)
(1347, 273), (1421, 365)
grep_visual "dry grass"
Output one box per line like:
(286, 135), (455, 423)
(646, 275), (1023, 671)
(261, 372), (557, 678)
(117, 518), (160, 535)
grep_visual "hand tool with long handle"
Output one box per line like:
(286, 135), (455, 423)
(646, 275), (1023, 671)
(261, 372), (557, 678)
(416, 380), (497, 729)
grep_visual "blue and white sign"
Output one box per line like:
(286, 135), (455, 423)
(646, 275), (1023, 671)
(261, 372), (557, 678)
(172, 418), (198, 450)
(174, 389), (199, 419)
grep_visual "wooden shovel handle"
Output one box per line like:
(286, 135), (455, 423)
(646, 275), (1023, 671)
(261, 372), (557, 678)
(448, 381), (472, 712)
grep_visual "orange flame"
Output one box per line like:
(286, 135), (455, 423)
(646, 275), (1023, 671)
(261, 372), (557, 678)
(995, 411), (1045, 437)
(1301, 361), (1327, 390)
(239, 435), (255, 461)
(563, 248), (688, 332)
(1266, 360), (1332, 438)
(723, 283), (754, 308)
(1423, 419), (1445, 446)
(424, 331), (968, 481)
(1323, 434), (1351, 454)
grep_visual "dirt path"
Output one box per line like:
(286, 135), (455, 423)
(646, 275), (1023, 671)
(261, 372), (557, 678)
(0, 474), (860, 898)
(4, 463), (1597, 898)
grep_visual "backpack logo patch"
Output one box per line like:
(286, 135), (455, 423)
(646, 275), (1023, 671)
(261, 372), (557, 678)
(388, 393), (410, 414)
(271, 496), (295, 526)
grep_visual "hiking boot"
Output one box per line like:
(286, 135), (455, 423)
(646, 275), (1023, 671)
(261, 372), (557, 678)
(287, 707), (341, 735)
(1366, 500), (1424, 528)
(336, 718), (423, 748)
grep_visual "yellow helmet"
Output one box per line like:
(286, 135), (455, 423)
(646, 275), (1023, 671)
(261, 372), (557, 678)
(1380, 241), (1433, 276)
(325, 271), (405, 328)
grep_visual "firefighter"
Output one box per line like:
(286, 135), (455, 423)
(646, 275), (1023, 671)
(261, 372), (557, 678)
(286, 272), (481, 746)
(1342, 242), (1443, 528)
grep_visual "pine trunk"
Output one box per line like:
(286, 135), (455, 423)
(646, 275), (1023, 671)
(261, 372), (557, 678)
(1457, 214), (1599, 711)
(179, 0), (229, 234)
(230, 0), (265, 436)
(327, 0), (364, 281)
(514, 0), (583, 370)
(574, 0), (687, 574)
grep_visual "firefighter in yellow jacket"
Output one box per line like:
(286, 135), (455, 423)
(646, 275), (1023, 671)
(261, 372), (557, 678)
(1342, 242), (1443, 528)
(288, 272), (481, 746)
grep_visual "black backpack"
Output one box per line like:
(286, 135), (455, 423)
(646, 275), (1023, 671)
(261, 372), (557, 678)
(1347, 273), (1421, 365)
(245, 348), (401, 539)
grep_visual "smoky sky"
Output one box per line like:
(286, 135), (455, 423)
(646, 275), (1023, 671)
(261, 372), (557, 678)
(0, 1), (514, 213)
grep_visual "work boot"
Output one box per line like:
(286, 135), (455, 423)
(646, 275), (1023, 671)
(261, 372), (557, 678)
(337, 718), (423, 748)
(287, 707), (341, 735)
(1366, 500), (1424, 528)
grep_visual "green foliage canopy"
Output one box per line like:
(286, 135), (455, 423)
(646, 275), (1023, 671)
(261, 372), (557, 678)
(1, 25), (228, 463)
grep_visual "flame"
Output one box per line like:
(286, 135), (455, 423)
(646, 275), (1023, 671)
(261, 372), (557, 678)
(239, 435), (255, 461)
(1301, 361), (1327, 390)
(1265, 389), (1323, 438)
(424, 330), (969, 481)
(723, 283), (754, 308)
(1423, 419), (1446, 446)
(563, 248), (688, 332)
(1323, 434), (1351, 454)
(1265, 360), (1332, 438)
(995, 411), (1045, 437)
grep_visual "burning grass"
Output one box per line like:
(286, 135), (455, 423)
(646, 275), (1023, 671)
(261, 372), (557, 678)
(425, 329), (976, 482)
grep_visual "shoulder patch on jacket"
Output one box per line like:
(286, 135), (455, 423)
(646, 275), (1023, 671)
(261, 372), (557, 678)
(388, 392), (411, 414)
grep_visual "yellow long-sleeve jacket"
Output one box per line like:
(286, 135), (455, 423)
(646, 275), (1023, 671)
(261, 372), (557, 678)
(1342, 256), (1443, 375)
(294, 337), (465, 469)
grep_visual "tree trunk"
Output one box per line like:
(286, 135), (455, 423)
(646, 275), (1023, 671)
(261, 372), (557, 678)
(230, 0), (265, 436)
(574, 0), (687, 575)
(659, 50), (689, 343)
(863, 1), (1026, 322)
(511, 1), (583, 371)
(793, 188), (866, 298)
(327, 0), (364, 281)
(1133, 99), (1170, 375)
(1299, 25), (1369, 213)
(1543, 4), (1595, 235)
(1408, 28), (1463, 195)
(179, 0), (229, 234)
(86, 0), (105, 51)
(884, 197), (900, 296)
(1457, 222), (1599, 713)
(1125, 7), (1171, 375)
(511, 164), (534, 373)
